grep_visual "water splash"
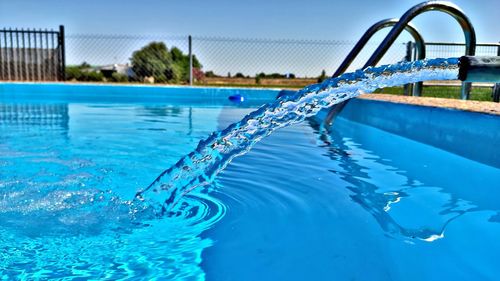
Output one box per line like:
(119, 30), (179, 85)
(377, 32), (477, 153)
(135, 58), (460, 214)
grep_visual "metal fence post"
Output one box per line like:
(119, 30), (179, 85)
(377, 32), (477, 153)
(460, 81), (472, 100)
(493, 42), (500, 102)
(15, 28), (22, 81)
(188, 35), (193, 86)
(59, 25), (65, 81)
(403, 41), (414, 96)
(9, 28), (14, 80)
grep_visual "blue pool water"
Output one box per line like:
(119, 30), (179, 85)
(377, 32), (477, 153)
(1, 83), (499, 280)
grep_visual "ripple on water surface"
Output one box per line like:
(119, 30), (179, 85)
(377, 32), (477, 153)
(0, 178), (225, 280)
(0, 104), (229, 280)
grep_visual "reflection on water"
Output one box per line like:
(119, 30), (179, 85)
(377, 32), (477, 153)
(202, 114), (499, 281)
(0, 104), (69, 126)
(0, 104), (69, 140)
(309, 117), (497, 241)
(138, 106), (183, 117)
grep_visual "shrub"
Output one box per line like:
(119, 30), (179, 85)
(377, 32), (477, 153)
(111, 72), (129, 83)
(65, 66), (104, 82)
(205, 71), (217, 78)
(84, 71), (104, 82)
(193, 68), (205, 82)
(65, 62), (105, 82)
(65, 66), (83, 81)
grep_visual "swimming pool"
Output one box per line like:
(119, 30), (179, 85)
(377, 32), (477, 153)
(1, 83), (499, 280)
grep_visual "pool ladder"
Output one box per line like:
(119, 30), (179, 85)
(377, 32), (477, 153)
(325, 1), (477, 125)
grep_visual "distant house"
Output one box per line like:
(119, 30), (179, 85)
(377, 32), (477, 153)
(98, 64), (135, 78)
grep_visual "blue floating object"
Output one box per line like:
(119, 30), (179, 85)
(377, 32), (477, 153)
(228, 94), (245, 103)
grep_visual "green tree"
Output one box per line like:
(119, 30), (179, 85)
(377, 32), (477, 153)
(80, 62), (91, 69)
(169, 47), (202, 82)
(85, 71), (104, 82)
(255, 75), (261, 85)
(205, 71), (217, 78)
(65, 66), (83, 80)
(317, 69), (327, 83)
(111, 72), (129, 83)
(131, 42), (178, 83)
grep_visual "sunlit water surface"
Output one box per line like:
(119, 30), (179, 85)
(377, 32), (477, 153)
(0, 104), (227, 279)
(1, 102), (498, 280)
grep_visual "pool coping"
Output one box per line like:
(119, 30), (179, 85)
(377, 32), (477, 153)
(359, 94), (500, 116)
(2, 82), (499, 115)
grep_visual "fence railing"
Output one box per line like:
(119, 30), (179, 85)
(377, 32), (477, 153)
(1, 29), (499, 101)
(0, 26), (65, 81)
(62, 34), (410, 86)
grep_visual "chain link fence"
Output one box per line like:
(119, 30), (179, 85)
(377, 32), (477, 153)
(2, 31), (499, 101)
(63, 34), (407, 86)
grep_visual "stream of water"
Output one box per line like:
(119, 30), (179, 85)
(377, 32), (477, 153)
(134, 58), (461, 216)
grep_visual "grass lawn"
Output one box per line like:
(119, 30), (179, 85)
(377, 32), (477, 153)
(374, 86), (494, 101)
(197, 82), (495, 102)
(195, 83), (302, 89)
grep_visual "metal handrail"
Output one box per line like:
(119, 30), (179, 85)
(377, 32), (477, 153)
(332, 18), (425, 96)
(323, 19), (426, 126)
(366, 2), (476, 66)
(333, 18), (426, 75)
(324, 1), (477, 127)
(366, 1), (476, 100)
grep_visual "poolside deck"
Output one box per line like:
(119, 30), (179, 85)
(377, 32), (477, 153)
(360, 94), (500, 115)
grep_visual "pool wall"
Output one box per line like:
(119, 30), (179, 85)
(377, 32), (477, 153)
(321, 98), (500, 168)
(0, 83), (280, 106)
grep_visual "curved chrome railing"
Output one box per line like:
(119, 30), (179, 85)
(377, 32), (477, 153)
(366, 1), (476, 100)
(333, 18), (425, 96)
(324, 1), (477, 126)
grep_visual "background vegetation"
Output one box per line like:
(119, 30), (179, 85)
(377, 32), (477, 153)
(63, 42), (496, 102)
(131, 42), (202, 83)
